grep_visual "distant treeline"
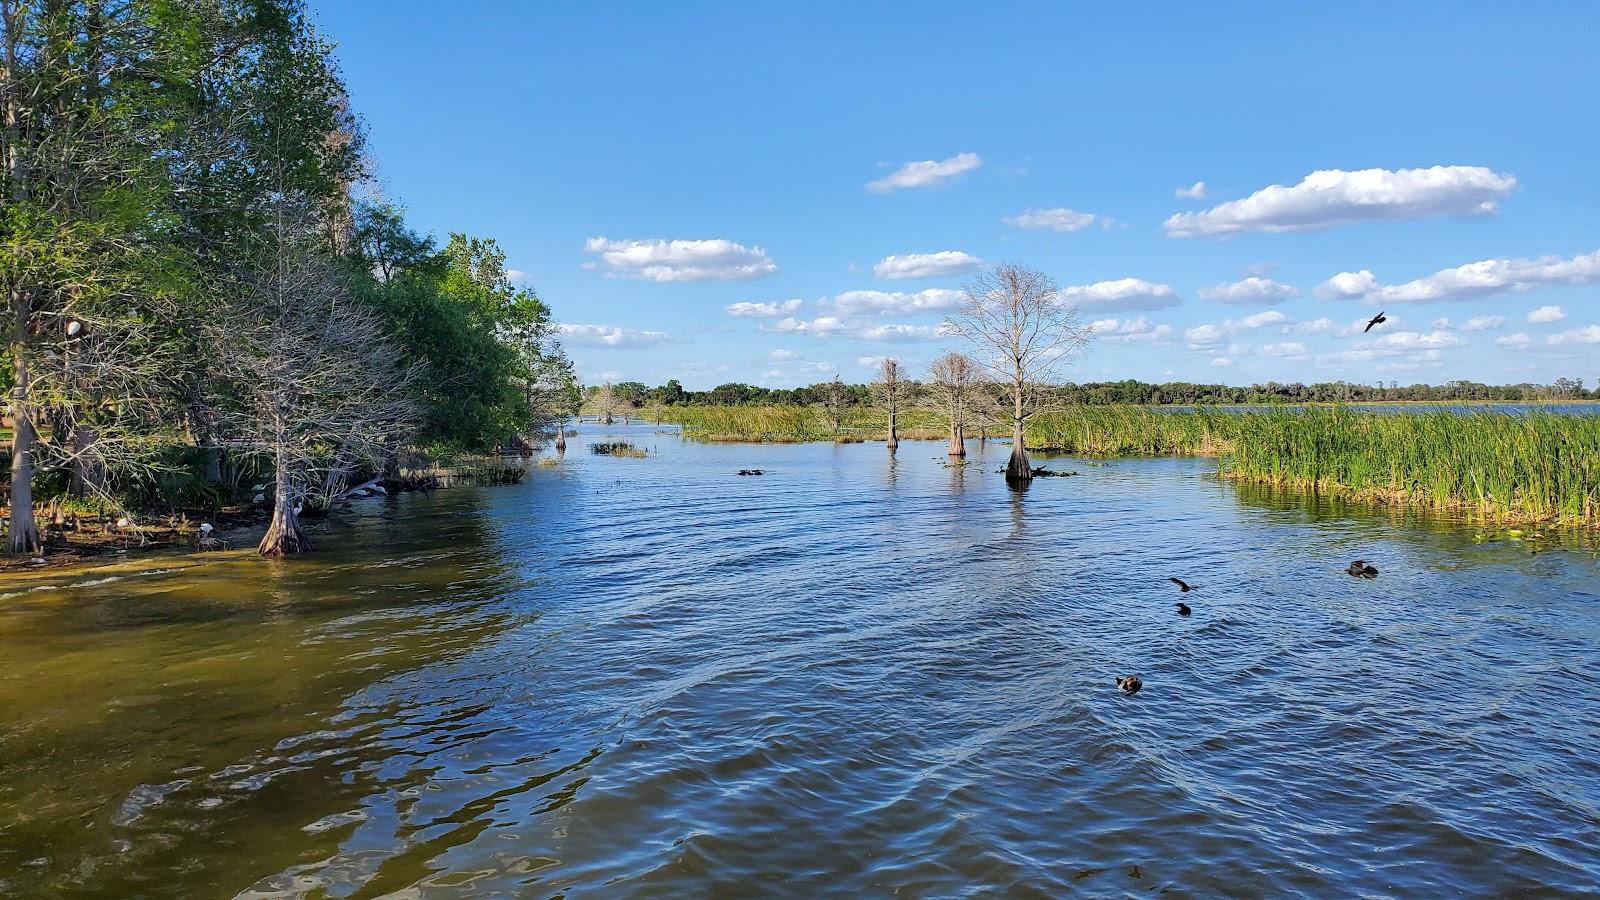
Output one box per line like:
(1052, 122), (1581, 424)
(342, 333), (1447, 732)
(591, 377), (1595, 409)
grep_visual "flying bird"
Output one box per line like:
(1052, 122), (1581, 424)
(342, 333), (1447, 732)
(1364, 311), (1387, 333)
(1176, 602), (1192, 616)
(1347, 560), (1379, 579)
(1169, 577), (1194, 592)
(1116, 675), (1143, 696)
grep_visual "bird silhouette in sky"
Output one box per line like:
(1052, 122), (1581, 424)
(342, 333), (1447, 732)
(1364, 311), (1387, 333)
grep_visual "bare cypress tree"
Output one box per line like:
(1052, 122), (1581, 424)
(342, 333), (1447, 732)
(821, 375), (848, 435)
(593, 381), (617, 424)
(206, 203), (419, 556)
(870, 358), (906, 450)
(927, 352), (981, 457)
(944, 263), (1092, 481)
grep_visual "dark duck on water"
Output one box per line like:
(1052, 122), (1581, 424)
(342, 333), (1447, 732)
(1347, 560), (1379, 578)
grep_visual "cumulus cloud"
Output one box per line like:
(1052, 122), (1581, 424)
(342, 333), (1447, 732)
(1527, 304), (1566, 323)
(873, 250), (982, 279)
(1175, 181), (1207, 200)
(1365, 330), (1466, 352)
(1294, 317), (1335, 334)
(1211, 357), (1234, 367)
(584, 237), (777, 282)
(1163, 165), (1516, 238)
(1548, 325), (1600, 345)
(1198, 276), (1298, 306)
(1315, 248), (1600, 304)
(856, 355), (890, 369)
(769, 348), (800, 361)
(1184, 311), (1289, 349)
(867, 152), (981, 192)
(1495, 333), (1532, 348)
(1259, 341), (1309, 358)
(1087, 316), (1174, 344)
(1063, 277), (1180, 312)
(1004, 207), (1097, 232)
(762, 316), (944, 342)
(724, 298), (802, 317)
(1461, 315), (1505, 331)
(828, 288), (964, 317)
(557, 323), (673, 347)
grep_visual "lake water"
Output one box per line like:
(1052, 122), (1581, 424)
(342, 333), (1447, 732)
(2, 423), (1598, 897)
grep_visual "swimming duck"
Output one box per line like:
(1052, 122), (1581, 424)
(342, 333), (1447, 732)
(1347, 560), (1378, 578)
(1176, 602), (1192, 616)
(1116, 675), (1143, 696)
(1169, 577), (1194, 592)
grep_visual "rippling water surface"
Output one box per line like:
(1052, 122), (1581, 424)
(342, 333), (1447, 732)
(2, 423), (1598, 897)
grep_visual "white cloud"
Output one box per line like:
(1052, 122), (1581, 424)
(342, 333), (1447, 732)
(1365, 330), (1466, 352)
(854, 322), (945, 342)
(856, 355), (889, 369)
(798, 361), (835, 374)
(1259, 341), (1309, 358)
(506, 268), (535, 284)
(1432, 317), (1453, 329)
(1063, 277), (1180, 312)
(828, 288), (964, 316)
(762, 316), (945, 342)
(1294, 317), (1334, 334)
(769, 348), (800, 361)
(1087, 316), (1174, 344)
(1184, 311), (1289, 349)
(724, 298), (802, 317)
(1495, 333), (1532, 349)
(1461, 315), (1505, 331)
(583, 237), (777, 282)
(558, 323), (673, 347)
(1211, 357), (1234, 367)
(1198, 276), (1298, 306)
(1175, 180), (1207, 200)
(866, 152), (981, 192)
(1315, 248), (1600, 303)
(1548, 325), (1600, 345)
(1163, 165), (1517, 238)
(1004, 207), (1097, 232)
(873, 250), (982, 279)
(1527, 304), (1566, 323)
(591, 370), (624, 382)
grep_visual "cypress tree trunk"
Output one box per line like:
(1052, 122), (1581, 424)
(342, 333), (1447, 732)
(947, 421), (965, 457)
(258, 453), (308, 556)
(6, 355), (41, 555)
(1006, 416), (1031, 480)
(68, 423), (105, 498)
(887, 408), (899, 450)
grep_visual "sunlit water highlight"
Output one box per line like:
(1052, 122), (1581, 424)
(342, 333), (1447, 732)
(2, 423), (1597, 896)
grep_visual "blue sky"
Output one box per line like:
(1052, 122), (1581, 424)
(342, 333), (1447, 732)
(314, 1), (1599, 388)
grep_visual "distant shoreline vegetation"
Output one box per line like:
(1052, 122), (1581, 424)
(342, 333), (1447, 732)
(654, 404), (1600, 528)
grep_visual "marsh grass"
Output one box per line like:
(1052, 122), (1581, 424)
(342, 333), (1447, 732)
(664, 404), (1600, 526)
(591, 441), (650, 458)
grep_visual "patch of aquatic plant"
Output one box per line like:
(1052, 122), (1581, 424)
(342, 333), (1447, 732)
(665, 404), (1600, 526)
(591, 441), (650, 458)
(661, 405), (952, 443)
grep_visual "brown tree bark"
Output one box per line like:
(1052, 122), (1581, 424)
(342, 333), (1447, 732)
(1006, 416), (1031, 480)
(258, 449), (308, 555)
(6, 351), (41, 555)
(947, 421), (965, 457)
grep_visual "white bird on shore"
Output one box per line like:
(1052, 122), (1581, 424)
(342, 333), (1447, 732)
(293, 504), (302, 516)
(65, 320), (82, 337)
(253, 493), (265, 504)
(115, 517), (131, 529)
(200, 523), (213, 534)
